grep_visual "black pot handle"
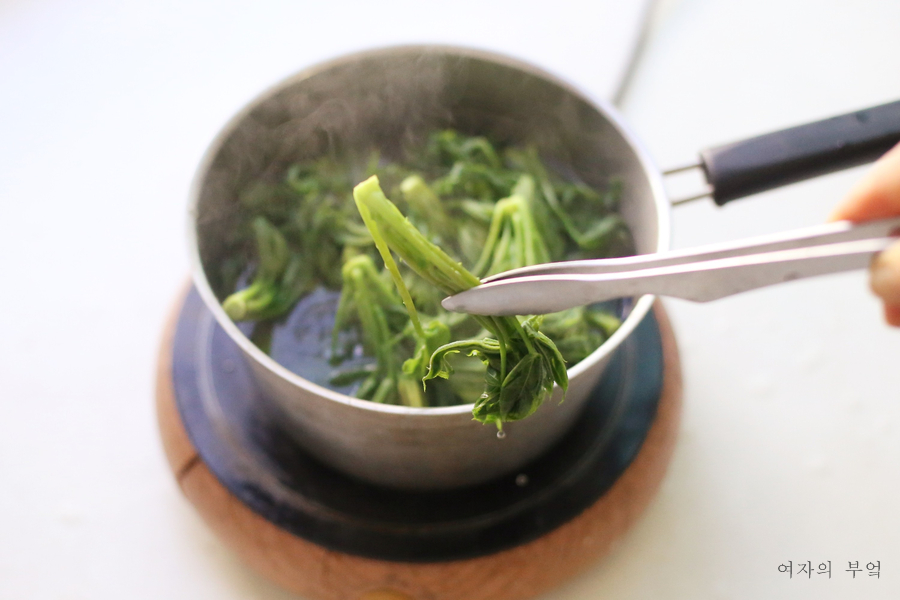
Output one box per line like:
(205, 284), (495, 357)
(695, 99), (900, 206)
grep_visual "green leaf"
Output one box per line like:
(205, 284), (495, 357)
(402, 319), (451, 380)
(424, 338), (501, 382)
(472, 364), (503, 427)
(497, 353), (547, 421)
(529, 328), (569, 394)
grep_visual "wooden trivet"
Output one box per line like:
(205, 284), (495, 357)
(156, 295), (681, 600)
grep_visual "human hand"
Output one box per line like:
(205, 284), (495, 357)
(831, 142), (900, 326)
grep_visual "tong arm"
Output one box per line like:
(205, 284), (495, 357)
(482, 217), (900, 282)
(444, 217), (900, 316)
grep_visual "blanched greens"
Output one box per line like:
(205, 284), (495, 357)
(218, 130), (631, 426)
(354, 176), (568, 427)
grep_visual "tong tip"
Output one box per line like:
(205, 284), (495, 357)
(440, 294), (462, 313)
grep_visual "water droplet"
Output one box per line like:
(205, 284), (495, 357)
(515, 474), (529, 487)
(496, 430), (506, 440)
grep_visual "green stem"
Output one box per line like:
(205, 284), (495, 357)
(354, 176), (480, 295)
(472, 199), (508, 276)
(510, 316), (536, 355)
(493, 319), (509, 383)
(356, 197), (427, 341)
(351, 269), (396, 385)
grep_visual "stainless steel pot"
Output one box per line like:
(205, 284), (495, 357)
(188, 45), (900, 490)
(188, 46), (666, 490)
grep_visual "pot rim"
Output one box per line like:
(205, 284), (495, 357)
(187, 44), (671, 418)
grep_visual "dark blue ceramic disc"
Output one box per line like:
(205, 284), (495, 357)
(172, 287), (664, 562)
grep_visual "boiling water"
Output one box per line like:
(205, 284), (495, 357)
(243, 287), (374, 397)
(242, 287), (632, 403)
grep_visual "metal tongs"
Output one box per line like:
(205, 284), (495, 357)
(442, 217), (900, 316)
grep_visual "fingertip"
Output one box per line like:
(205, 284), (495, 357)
(827, 206), (852, 223)
(830, 141), (900, 223)
(884, 303), (900, 327)
(870, 241), (900, 305)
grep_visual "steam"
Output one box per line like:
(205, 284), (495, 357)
(195, 47), (633, 284)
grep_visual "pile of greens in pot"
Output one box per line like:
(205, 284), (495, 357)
(216, 130), (632, 429)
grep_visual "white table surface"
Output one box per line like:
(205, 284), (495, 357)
(1, 1), (899, 598)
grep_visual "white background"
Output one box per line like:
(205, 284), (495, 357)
(1, 0), (898, 598)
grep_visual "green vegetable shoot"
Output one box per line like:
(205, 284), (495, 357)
(217, 130), (630, 426)
(354, 175), (567, 427)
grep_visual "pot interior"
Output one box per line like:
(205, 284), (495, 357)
(195, 47), (663, 302)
